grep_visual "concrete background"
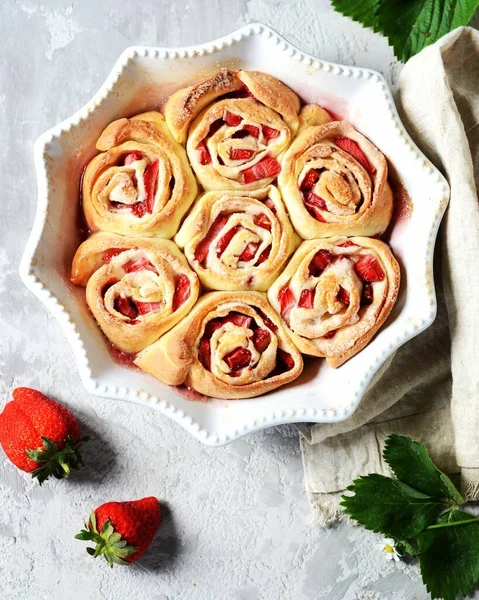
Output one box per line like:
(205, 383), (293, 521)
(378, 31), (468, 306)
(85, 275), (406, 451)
(1, 1), (478, 599)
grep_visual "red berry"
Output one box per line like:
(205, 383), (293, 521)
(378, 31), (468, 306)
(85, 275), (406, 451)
(309, 250), (332, 276)
(114, 297), (138, 320)
(123, 151), (143, 166)
(194, 215), (229, 264)
(338, 287), (350, 305)
(333, 137), (376, 174)
(355, 255), (385, 282)
(172, 274), (191, 311)
(242, 156), (281, 184)
(239, 242), (258, 262)
(298, 289), (315, 308)
(136, 301), (163, 315)
(253, 213), (272, 231)
(223, 110), (242, 126)
(252, 328), (271, 352)
(224, 347), (252, 372)
(197, 141), (212, 165)
(102, 248), (125, 263)
(230, 148), (254, 160)
(262, 125), (280, 139)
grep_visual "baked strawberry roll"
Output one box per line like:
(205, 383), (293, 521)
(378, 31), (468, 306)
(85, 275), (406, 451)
(135, 291), (303, 399)
(279, 106), (393, 239)
(71, 233), (199, 353)
(174, 186), (300, 292)
(164, 69), (301, 190)
(82, 112), (197, 238)
(268, 237), (400, 367)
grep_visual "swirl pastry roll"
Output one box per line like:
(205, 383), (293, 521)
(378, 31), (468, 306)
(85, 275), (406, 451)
(174, 186), (300, 291)
(71, 232), (200, 353)
(278, 117), (393, 239)
(82, 111), (197, 238)
(164, 69), (301, 190)
(268, 237), (400, 367)
(135, 292), (303, 399)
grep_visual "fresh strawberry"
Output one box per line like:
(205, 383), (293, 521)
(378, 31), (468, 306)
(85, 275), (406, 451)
(256, 247), (270, 265)
(198, 337), (211, 370)
(194, 215), (229, 263)
(75, 497), (161, 567)
(276, 349), (295, 372)
(362, 283), (374, 305)
(252, 328), (271, 352)
(114, 297), (138, 320)
(123, 256), (157, 274)
(298, 289), (315, 308)
(172, 274), (191, 311)
(334, 137), (376, 174)
(216, 225), (241, 257)
(123, 151), (143, 166)
(102, 248), (125, 263)
(301, 169), (321, 192)
(262, 125), (280, 139)
(144, 159), (159, 213)
(278, 286), (296, 321)
(136, 302), (162, 315)
(0, 388), (88, 484)
(254, 213), (271, 230)
(239, 242), (258, 262)
(242, 156), (281, 184)
(355, 255), (385, 282)
(338, 287), (350, 305)
(243, 124), (260, 138)
(309, 250), (332, 276)
(230, 148), (254, 160)
(323, 330), (337, 339)
(224, 347), (251, 371)
(263, 198), (277, 214)
(197, 141), (212, 165)
(223, 110), (242, 126)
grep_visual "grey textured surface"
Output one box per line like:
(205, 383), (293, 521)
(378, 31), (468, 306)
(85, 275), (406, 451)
(2, 2), (476, 599)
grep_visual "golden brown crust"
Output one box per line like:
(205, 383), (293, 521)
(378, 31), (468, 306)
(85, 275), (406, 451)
(174, 186), (300, 291)
(278, 120), (393, 238)
(134, 291), (303, 399)
(82, 111), (197, 238)
(267, 237), (400, 367)
(71, 232), (199, 353)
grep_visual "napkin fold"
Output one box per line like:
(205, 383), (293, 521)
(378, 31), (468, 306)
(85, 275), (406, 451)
(300, 26), (479, 524)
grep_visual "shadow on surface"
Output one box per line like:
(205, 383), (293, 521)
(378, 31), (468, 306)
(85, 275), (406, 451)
(136, 502), (179, 573)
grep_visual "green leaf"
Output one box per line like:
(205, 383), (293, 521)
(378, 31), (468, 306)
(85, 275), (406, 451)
(331, 0), (380, 29)
(377, 0), (479, 61)
(418, 510), (479, 600)
(341, 473), (445, 538)
(383, 435), (464, 504)
(395, 539), (420, 557)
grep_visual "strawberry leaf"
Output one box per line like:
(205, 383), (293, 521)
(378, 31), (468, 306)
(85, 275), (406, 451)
(418, 510), (479, 600)
(340, 473), (446, 538)
(331, 0), (380, 29)
(383, 434), (464, 504)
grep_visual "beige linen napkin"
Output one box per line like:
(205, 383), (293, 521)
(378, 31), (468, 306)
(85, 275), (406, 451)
(300, 26), (479, 524)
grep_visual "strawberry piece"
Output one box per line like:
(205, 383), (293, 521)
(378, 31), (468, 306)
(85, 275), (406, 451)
(355, 255), (385, 282)
(204, 312), (253, 338)
(102, 248), (124, 263)
(263, 198), (277, 214)
(298, 289), (315, 309)
(123, 256), (157, 274)
(230, 148), (255, 160)
(338, 287), (350, 305)
(252, 328), (271, 352)
(334, 137), (376, 174)
(309, 250), (332, 276)
(76, 497), (161, 566)
(323, 330), (337, 339)
(194, 215), (229, 263)
(114, 297), (138, 320)
(255, 247), (271, 265)
(216, 225), (241, 257)
(0, 388), (86, 483)
(243, 124), (260, 138)
(277, 349), (295, 372)
(301, 169), (321, 192)
(197, 141), (212, 165)
(172, 274), (191, 311)
(123, 151), (143, 166)
(224, 347), (252, 371)
(144, 159), (159, 213)
(224, 110), (242, 126)
(239, 242), (259, 262)
(131, 202), (148, 218)
(256, 308), (278, 332)
(305, 192), (327, 210)
(278, 286), (296, 320)
(136, 302), (162, 315)
(338, 241), (355, 248)
(253, 213), (272, 230)
(262, 125), (280, 139)
(362, 283), (374, 305)
(198, 337), (211, 370)
(242, 156), (281, 184)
